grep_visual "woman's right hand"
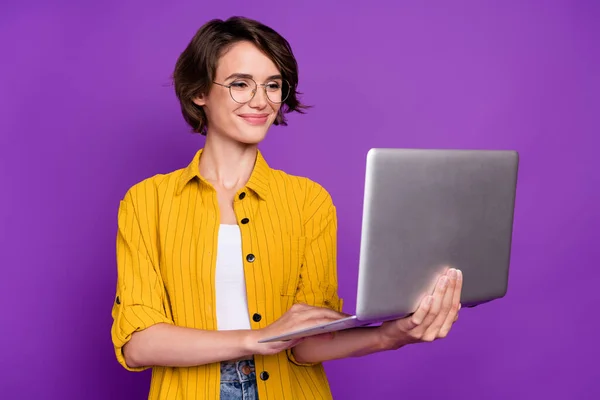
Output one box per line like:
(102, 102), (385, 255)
(244, 303), (348, 356)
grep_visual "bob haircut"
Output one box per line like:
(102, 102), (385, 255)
(173, 16), (309, 135)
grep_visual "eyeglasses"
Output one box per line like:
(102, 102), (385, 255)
(213, 77), (290, 104)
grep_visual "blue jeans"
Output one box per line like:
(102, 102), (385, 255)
(220, 359), (259, 400)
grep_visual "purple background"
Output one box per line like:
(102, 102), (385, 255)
(1, 0), (598, 399)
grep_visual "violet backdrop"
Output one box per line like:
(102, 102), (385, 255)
(1, 0), (598, 399)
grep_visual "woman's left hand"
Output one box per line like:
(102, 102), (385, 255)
(378, 268), (463, 350)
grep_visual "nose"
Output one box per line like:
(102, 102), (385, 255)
(248, 86), (268, 109)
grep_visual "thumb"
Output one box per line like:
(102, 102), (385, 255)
(286, 337), (305, 347)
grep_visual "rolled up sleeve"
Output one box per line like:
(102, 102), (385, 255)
(287, 185), (344, 366)
(110, 191), (172, 371)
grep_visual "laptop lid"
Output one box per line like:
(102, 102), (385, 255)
(355, 148), (519, 322)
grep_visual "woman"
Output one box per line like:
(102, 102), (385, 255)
(110, 16), (462, 400)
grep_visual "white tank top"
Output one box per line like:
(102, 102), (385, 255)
(214, 224), (252, 331)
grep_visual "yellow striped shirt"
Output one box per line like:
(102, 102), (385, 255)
(110, 148), (343, 399)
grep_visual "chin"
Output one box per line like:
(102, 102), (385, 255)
(232, 128), (269, 145)
(232, 120), (273, 144)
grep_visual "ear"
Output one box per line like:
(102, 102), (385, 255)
(192, 95), (206, 107)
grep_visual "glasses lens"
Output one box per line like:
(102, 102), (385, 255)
(266, 80), (290, 104)
(228, 79), (291, 104)
(229, 78), (256, 103)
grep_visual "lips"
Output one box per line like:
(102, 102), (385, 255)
(238, 114), (269, 125)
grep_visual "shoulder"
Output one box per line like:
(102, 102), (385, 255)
(119, 167), (185, 207)
(116, 168), (186, 235)
(269, 168), (335, 216)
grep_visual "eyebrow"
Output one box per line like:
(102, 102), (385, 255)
(224, 73), (283, 81)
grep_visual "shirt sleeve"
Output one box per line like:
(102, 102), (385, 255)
(110, 189), (173, 372)
(287, 184), (344, 366)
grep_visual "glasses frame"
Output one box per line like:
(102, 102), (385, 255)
(213, 78), (291, 104)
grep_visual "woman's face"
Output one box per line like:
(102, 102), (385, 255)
(194, 41), (284, 144)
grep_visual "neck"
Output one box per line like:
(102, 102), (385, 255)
(199, 134), (258, 191)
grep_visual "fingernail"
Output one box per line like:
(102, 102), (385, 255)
(457, 269), (463, 280)
(441, 276), (448, 287)
(448, 269), (457, 278)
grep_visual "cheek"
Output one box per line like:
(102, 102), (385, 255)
(214, 100), (241, 123)
(270, 104), (282, 121)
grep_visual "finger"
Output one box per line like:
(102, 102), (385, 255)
(299, 307), (348, 323)
(407, 274), (450, 336)
(290, 302), (311, 311)
(440, 269), (463, 333)
(399, 295), (433, 331)
(422, 270), (457, 340)
(312, 317), (344, 327)
(268, 308), (345, 341)
(273, 338), (305, 353)
(292, 302), (347, 317)
(427, 270), (461, 339)
(439, 269), (458, 316)
(289, 314), (345, 334)
(454, 304), (460, 322)
(453, 269), (463, 305)
(284, 337), (305, 346)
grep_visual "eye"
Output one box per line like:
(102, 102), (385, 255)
(230, 80), (250, 89)
(265, 82), (281, 91)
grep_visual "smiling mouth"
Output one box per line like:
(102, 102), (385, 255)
(238, 114), (270, 125)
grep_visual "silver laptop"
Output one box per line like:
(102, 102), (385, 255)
(258, 148), (519, 343)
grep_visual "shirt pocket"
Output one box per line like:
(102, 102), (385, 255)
(278, 235), (307, 296)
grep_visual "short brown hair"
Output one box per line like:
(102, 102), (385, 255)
(172, 16), (309, 135)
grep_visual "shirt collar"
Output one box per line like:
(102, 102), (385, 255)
(176, 148), (271, 200)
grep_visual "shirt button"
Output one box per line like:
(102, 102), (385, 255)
(238, 192), (246, 200)
(260, 371), (269, 381)
(246, 253), (255, 263)
(252, 313), (262, 322)
(241, 218), (249, 224)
